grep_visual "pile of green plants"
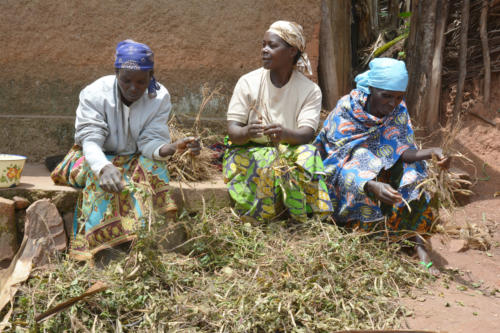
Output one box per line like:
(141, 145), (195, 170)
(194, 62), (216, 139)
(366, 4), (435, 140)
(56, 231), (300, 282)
(4, 209), (432, 332)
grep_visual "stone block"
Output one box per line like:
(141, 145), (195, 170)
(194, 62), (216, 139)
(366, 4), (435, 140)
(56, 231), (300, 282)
(156, 221), (188, 253)
(13, 196), (30, 210)
(24, 199), (67, 267)
(0, 197), (18, 261)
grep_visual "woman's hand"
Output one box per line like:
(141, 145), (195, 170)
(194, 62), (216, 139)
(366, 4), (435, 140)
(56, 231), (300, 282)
(227, 120), (264, 145)
(401, 147), (451, 169)
(365, 180), (402, 205)
(245, 120), (265, 139)
(430, 147), (451, 170)
(175, 137), (201, 156)
(263, 123), (285, 144)
(99, 164), (125, 193)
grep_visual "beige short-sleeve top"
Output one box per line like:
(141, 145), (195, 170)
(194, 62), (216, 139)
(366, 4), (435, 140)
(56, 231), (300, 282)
(227, 68), (322, 143)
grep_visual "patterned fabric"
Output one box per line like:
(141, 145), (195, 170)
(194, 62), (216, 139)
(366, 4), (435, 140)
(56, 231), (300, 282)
(314, 89), (428, 226)
(114, 39), (160, 97)
(355, 58), (408, 94)
(267, 20), (312, 75)
(342, 160), (435, 239)
(51, 145), (177, 260)
(223, 142), (333, 222)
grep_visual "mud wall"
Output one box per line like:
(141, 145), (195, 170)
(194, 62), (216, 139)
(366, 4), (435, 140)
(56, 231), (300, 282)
(0, 0), (321, 161)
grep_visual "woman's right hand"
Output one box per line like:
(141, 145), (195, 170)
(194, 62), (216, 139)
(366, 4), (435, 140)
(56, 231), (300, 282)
(99, 164), (125, 193)
(227, 120), (264, 145)
(365, 180), (402, 205)
(244, 120), (265, 140)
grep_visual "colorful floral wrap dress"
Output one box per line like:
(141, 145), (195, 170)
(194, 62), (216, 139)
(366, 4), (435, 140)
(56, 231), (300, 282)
(223, 141), (333, 222)
(314, 89), (434, 237)
(51, 145), (177, 260)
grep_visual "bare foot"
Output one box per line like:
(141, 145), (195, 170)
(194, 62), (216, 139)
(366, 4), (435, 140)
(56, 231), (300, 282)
(415, 237), (440, 276)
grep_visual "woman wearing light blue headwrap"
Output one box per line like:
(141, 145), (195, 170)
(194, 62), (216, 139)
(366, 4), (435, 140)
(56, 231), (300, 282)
(315, 58), (449, 274)
(50, 40), (200, 261)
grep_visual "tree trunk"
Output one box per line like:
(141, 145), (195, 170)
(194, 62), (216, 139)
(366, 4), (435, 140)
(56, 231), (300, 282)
(480, 0), (491, 109)
(353, 0), (378, 49)
(453, 0), (470, 117)
(406, 0), (449, 131)
(368, 0), (379, 33)
(388, 0), (400, 31)
(318, 0), (352, 110)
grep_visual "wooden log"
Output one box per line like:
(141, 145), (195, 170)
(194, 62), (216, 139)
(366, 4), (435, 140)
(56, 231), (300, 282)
(480, 0), (491, 109)
(388, 0), (400, 31)
(428, 0), (449, 126)
(318, 0), (352, 110)
(406, 0), (449, 130)
(452, 0), (471, 117)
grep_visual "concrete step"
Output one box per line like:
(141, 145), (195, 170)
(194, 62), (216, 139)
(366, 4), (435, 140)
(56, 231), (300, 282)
(0, 164), (230, 214)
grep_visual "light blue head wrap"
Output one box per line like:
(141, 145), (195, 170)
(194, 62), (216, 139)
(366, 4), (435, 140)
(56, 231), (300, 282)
(354, 58), (408, 94)
(114, 39), (160, 98)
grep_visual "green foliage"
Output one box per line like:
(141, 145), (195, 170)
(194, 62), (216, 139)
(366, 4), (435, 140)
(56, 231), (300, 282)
(399, 12), (412, 19)
(3, 209), (432, 332)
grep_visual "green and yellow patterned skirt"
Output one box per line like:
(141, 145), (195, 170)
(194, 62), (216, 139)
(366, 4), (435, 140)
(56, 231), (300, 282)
(223, 142), (333, 222)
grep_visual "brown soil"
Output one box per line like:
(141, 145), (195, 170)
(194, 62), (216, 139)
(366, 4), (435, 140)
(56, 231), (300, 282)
(2, 1), (500, 330)
(402, 76), (500, 332)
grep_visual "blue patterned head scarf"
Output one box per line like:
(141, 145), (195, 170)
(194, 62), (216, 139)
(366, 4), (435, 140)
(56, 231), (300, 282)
(114, 39), (160, 98)
(354, 58), (408, 94)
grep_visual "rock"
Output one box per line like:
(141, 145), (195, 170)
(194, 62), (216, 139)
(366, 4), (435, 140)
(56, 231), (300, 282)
(156, 221), (187, 253)
(24, 199), (67, 267)
(62, 211), (74, 241)
(13, 196), (30, 210)
(449, 239), (469, 253)
(0, 197), (18, 262)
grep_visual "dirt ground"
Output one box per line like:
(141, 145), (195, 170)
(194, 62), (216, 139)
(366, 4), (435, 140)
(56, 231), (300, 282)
(2, 1), (500, 330)
(402, 78), (500, 332)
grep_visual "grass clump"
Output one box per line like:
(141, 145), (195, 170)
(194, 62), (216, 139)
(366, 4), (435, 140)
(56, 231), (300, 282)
(3, 210), (432, 332)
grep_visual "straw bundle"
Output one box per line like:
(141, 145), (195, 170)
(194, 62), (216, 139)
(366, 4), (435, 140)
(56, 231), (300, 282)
(165, 85), (223, 182)
(416, 118), (474, 218)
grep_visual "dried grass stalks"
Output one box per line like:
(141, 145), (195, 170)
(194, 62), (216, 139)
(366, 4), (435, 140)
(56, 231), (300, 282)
(418, 118), (495, 250)
(417, 117), (474, 218)
(167, 124), (215, 182)
(4, 210), (432, 331)
(166, 84), (224, 182)
(442, 219), (493, 250)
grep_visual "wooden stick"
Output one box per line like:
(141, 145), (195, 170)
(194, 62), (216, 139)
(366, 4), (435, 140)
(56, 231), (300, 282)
(480, 0), (491, 109)
(35, 281), (108, 322)
(453, 0), (470, 117)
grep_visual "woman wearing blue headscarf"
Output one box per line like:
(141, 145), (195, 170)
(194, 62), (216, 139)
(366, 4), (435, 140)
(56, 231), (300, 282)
(51, 40), (200, 261)
(315, 58), (449, 273)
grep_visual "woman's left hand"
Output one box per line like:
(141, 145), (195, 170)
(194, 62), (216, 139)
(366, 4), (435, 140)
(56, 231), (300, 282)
(176, 137), (201, 155)
(263, 123), (286, 144)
